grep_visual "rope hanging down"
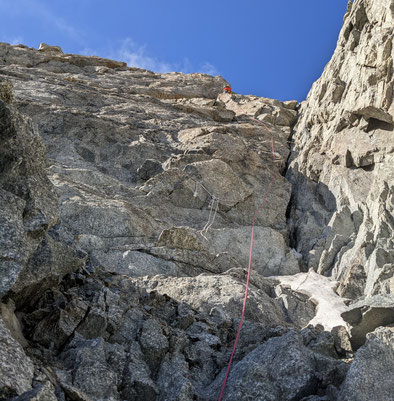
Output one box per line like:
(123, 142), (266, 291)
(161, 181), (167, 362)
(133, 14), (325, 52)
(218, 119), (277, 401)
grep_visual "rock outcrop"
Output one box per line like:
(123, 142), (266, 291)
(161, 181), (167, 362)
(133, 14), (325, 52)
(0, 42), (314, 400)
(0, 98), (84, 301)
(206, 329), (348, 401)
(339, 326), (394, 401)
(0, 41), (298, 284)
(287, 0), (394, 300)
(0, 0), (393, 398)
(341, 294), (394, 349)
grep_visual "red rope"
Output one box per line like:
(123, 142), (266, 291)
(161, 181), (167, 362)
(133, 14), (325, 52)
(218, 121), (276, 401)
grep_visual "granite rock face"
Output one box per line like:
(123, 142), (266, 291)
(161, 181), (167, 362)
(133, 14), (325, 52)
(0, 1), (394, 397)
(13, 269), (348, 401)
(206, 330), (348, 401)
(0, 42), (341, 401)
(0, 78), (14, 104)
(0, 99), (84, 300)
(0, 315), (35, 398)
(341, 294), (394, 349)
(0, 42), (317, 401)
(339, 326), (394, 401)
(287, 0), (394, 298)
(0, 41), (298, 282)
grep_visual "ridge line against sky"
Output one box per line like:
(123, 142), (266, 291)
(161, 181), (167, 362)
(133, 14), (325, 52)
(84, 37), (220, 76)
(0, 0), (349, 101)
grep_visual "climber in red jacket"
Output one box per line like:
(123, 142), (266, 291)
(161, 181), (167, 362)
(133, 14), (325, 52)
(223, 85), (232, 94)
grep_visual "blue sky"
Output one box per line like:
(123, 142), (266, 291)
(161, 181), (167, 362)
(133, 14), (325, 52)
(0, 0), (348, 101)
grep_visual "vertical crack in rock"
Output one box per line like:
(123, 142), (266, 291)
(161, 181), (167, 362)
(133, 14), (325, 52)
(286, 0), (394, 303)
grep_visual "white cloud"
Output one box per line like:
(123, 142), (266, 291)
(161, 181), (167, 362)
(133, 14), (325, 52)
(200, 62), (219, 76)
(106, 38), (220, 76)
(80, 47), (98, 57)
(116, 38), (173, 73)
(0, 36), (24, 45)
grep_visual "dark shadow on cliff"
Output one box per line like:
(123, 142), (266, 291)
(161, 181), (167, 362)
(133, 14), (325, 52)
(285, 163), (337, 272)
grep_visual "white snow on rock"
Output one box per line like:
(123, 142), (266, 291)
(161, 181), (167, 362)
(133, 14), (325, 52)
(273, 270), (348, 330)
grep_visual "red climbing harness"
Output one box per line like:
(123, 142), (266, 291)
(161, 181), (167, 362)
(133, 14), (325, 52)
(218, 119), (277, 401)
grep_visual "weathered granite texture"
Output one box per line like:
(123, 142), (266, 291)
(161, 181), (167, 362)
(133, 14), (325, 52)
(339, 326), (394, 401)
(0, 42), (343, 401)
(0, 0), (394, 396)
(0, 42), (319, 401)
(0, 41), (299, 282)
(341, 294), (394, 349)
(0, 98), (84, 300)
(16, 270), (346, 401)
(287, 0), (394, 298)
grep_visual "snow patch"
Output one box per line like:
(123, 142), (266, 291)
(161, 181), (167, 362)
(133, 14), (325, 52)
(273, 270), (348, 330)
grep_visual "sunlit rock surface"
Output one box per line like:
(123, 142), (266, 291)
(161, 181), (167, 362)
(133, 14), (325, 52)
(0, 1), (393, 398)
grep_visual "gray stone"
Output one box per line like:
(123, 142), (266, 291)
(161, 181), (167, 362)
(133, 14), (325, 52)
(283, 100), (298, 110)
(184, 159), (253, 208)
(121, 341), (158, 401)
(306, 330), (337, 358)
(60, 336), (119, 400)
(206, 330), (347, 401)
(139, 274), (289, 327)
(38, 43), (63, 54)
(0, 316), (34, 398)
(0, 78), (14, 103)
(339, 326), (394, 401)
(274, 285), (317, 327)
(341, 295), (394, 349)
(9, 382), (58, 401)
(0, 41), (296, 286)
(157, 225), (299, 277)
(0, 100), (83, 300)
(0, 101), (56, 296)
(0, 300), (28, 347)
(336, 263), (367, 300)
(92, 248), (179, 277)
(58, 382), (92, 401)
(139, 318), (169, 373)
(157, 353), (193, 401)
(12, 224), (87, 306)
(286, 0), (394, 301)
(331, 325), (352, 355)
(137, 159), (164, 181)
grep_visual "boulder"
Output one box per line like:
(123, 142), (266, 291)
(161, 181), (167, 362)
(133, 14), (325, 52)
(339, 327), (394, 401)
(341, 295), (394, 349)
(206, 330), (348, 401)
(38, 43), (63, 54)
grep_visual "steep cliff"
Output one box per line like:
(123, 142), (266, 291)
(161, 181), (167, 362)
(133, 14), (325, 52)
(0, 42), (299, 282)
(0, 88), (84, 302)
(0, 1), (393, 400)
(287, 0), (394, 300)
